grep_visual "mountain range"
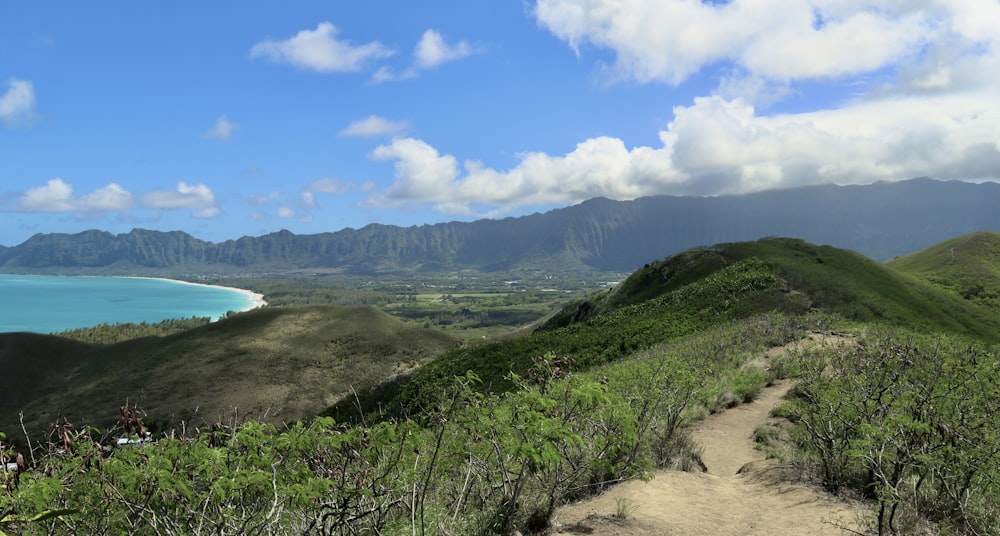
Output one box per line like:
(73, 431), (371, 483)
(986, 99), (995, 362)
(3, 177), (999, 275)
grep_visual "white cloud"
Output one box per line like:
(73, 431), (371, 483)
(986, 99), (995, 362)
(79, 183), (134, 212)
(414, 30), (473, 69)
(371, 29), (476, 83)
(0, 78), (36, 127)
(714, 71), (794, 107)
(367, 135), (678, 214)
(203, 116), (238, 141)
(533, 0), (995, 96)
(370, 138), (461, 201)
(664, 93), (1000, 193)
(17, 178), (76, 212)
(250, 22), (393, 73)
(141, 181), (220, 218)
(338, 0), (983, 216)
(16, 179), (134, 213)
(367, 89), (1000, 213)
(339, 115), (409, 137)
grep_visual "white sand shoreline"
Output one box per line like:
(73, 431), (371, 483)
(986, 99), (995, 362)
(124, 276), (267, 313)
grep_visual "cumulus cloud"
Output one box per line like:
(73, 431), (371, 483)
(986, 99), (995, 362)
(79, 183), (135, 212)
(16, 179), (134, 213)
(9, 179), (225, 220)
(366, 135), (677, 215)
(141, 181), (220, 218)
(250, 22), (393, 73)
(339, 115), (409, 137)
(0, 78), (36, 127)
(366, 89), (1000, 214)
(203, 116), (238, 141)
(533, 0), (996, 96)
(414, 30), (473, 69)
(354, 0), (1000, 219)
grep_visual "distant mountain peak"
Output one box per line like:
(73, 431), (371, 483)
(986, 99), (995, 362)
(3, 179), (1000, 275)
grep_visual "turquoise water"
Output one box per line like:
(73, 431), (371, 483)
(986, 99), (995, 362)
(0, 275), (258, 334)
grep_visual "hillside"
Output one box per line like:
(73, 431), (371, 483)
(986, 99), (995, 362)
(4, 178), (1000, 275)
(888, 231), (1000, 309)
(0, 305), (458, 436)
(7, 236), (997, 437)
(329, 237), (1000, 423)
(4, 236), (1000, 535)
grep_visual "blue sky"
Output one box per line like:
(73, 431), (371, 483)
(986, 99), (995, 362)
(2, 1), (999, 246)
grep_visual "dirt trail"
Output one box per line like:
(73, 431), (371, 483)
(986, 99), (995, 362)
(549, 335), (868, 536)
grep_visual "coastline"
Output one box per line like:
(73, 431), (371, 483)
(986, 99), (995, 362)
(126, 276), (267, 313)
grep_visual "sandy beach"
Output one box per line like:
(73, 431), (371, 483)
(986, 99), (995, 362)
(128, 276), (267, 312)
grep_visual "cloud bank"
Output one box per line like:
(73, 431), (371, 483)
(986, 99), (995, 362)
(362, 0), (1000, 217)
(16, 179), (134, 213)
(366, 91), (1000, 216)
(10, 179), (221, 219)
(532, 0), (996, 88)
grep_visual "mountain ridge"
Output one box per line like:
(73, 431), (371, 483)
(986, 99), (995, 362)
(4, 178), (1000, 275)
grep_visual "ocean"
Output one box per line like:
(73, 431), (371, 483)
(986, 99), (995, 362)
(0, 275), (262, 334)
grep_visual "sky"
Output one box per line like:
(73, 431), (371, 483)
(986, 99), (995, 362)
(2, 1), (1000, 247)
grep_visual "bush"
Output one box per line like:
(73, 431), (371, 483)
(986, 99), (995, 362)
(783, 330), (1000, 535)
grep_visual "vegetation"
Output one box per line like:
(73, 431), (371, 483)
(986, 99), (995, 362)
(0, 313), (811, 535)
(201, 271), (602, 339)
(889, 231), (1000, 309)
(329, 256), (800, 423)
(54, 317), (214, 344)
(1, 305), (458, 438)
(780, 330), (1000, 535)
(336, 238), (1000, 426)
(5, 233), (1000, 534)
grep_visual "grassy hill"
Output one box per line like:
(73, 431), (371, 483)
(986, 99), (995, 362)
(888, 231), (1000, 309)
(0, 304), (458, 436)
(329, 237), (1000, 423)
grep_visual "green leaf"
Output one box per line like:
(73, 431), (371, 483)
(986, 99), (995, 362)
(29, 508), (80, 522)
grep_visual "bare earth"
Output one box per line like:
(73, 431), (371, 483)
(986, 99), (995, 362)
(550, 336), (869, 536)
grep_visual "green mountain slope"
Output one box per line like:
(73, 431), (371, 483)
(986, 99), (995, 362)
(0, 305), (458, 436)
(549, 237), (1000, 338)
(5, 179), (1000, 275)
(888, 231), (1000, 308)
(334, 237), (1000, 422)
